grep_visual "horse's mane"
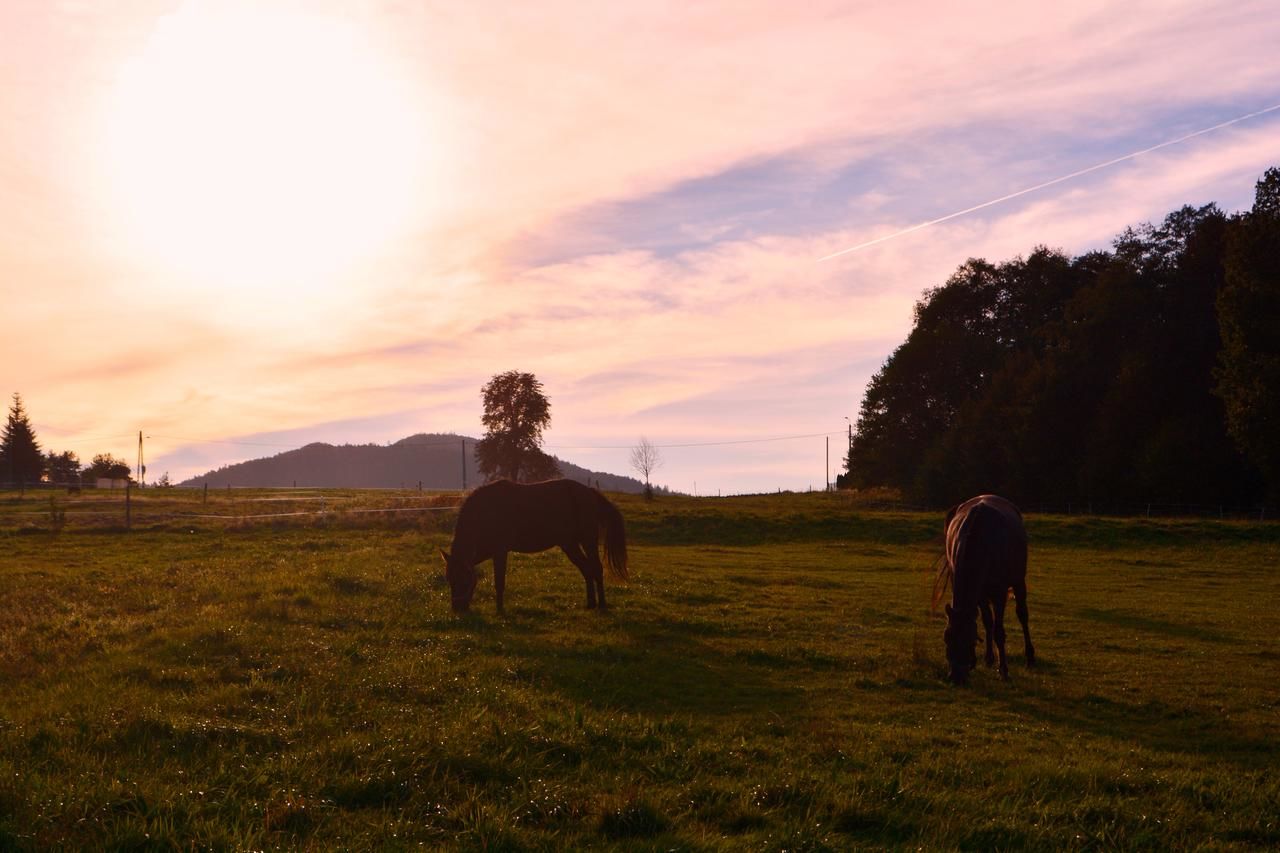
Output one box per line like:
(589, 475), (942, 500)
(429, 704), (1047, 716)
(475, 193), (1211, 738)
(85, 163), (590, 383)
(931, 500), (994, 612)
(930, 501), (962, 613)
(930, 551), (952, 614)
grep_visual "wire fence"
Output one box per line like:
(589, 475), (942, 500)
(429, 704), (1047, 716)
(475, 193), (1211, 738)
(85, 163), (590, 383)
(0, 484), (1274, 534)
(0, 485), (467, 533)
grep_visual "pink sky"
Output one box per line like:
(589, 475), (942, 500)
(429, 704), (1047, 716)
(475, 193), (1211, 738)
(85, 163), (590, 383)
(2, 1), (1278, 493)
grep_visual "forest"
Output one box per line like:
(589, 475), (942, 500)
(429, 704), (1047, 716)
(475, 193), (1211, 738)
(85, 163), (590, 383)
(844, 168), (1280, 508)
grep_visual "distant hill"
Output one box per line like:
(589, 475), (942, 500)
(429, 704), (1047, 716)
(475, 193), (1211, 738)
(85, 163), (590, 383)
(177, 433), (659, 493)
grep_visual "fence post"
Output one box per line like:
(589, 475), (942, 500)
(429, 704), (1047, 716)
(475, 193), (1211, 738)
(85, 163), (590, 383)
(203, 482), (208, 504)
(125, 482), (132, 531)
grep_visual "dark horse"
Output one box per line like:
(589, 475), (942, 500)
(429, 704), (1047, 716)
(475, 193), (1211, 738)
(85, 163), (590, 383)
(936, 494), (1035, 684)
(440, 479), (628, 613)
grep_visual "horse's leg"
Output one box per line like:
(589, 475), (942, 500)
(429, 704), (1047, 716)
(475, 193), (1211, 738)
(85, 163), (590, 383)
(493, 552), (508, 614)
(991, 594), (1010, 679)
(1013, 580), (1035, 666)
(577, 519), (607, 611)
(561, 545), (598, 609)
(979, 600), (996, 667)
(587, 547), (606, 611)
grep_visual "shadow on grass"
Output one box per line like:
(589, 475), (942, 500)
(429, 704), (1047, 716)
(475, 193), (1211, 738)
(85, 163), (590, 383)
(495, 618), (800, 716)
(1077, 607), (1238, 644)
(990, 679), (1275, 769)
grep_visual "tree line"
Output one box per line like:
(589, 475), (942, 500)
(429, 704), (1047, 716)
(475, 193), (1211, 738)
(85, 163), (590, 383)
(0, 393), (136, 487)
(843, 167), (1280, 507)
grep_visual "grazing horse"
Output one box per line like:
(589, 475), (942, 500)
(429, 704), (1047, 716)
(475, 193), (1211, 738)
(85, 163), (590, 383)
(440, 479), (628, 613)
(936, 494), (1035, 684)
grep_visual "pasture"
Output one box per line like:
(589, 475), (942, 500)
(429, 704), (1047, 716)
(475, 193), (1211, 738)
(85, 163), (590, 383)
(0, 490), (1277, 849)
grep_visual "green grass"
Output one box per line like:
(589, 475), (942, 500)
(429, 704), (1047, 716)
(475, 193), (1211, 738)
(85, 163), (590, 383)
(1, 490), (1278, 849)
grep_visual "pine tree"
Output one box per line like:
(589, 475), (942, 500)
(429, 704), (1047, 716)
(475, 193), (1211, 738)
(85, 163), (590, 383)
(1, 393), (44, 485)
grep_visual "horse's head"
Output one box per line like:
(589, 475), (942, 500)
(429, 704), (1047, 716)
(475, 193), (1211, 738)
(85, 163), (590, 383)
(440, 548), (477, 613)
(943, 603), (977, 685)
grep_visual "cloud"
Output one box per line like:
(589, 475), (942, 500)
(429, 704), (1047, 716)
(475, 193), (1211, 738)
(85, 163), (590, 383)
(3, 0), (1280, 489)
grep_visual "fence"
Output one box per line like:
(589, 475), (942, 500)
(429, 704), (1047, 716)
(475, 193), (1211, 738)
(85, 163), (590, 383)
(1, 485), (1276, 533)
(0, 485), (466, 533)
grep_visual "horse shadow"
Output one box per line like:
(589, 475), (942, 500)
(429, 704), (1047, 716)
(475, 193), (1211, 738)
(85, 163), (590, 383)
(976, 663), (1274, 770)
(473, 611), (802, 716)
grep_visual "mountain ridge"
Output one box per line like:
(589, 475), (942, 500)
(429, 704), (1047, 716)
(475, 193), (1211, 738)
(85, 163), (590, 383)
(176, 432), (658, 493)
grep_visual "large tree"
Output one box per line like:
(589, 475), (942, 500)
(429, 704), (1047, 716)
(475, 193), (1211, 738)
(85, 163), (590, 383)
(475, 371), (559, 483)
(1216, 168), (1280, 497)
(44, 450), (81, 484)
(845, 187), (1267, 506)
(1, 393), (43, 485)
(85, 453), (131, 481)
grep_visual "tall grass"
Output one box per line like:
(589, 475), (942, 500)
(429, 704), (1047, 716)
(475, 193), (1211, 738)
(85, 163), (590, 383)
(0, 492), (1276, 848)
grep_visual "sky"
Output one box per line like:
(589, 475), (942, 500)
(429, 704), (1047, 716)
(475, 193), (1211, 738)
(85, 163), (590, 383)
(2, 0), (1278, 495)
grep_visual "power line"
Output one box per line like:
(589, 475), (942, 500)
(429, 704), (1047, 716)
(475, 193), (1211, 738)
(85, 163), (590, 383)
(546, 431), (845, 450)
(146, 430), (850, 452)
(147, 434), (469, 449)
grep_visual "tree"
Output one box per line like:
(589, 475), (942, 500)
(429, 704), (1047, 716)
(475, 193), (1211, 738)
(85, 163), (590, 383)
(1, 393), (43, 485)
(475, 371), (560, 483)
(1216, 167), (1280, 497)
(845, 184), (1266, 506)
(630, 436), (663, 500)
(85, 453), (131, 481)
(44, 450), (81, 484)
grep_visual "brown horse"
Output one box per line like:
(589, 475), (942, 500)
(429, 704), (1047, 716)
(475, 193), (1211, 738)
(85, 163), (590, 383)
(936, 494), (1035, 684)
(440, 478), (628, 613)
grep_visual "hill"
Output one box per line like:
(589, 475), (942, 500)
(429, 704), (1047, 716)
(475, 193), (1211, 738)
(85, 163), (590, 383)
(176, 433), (656, 493)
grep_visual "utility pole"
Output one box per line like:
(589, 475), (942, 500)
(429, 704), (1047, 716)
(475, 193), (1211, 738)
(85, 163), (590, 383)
(825, 435), (829, 491)
(137, 431), (145, 488)
(844, 416), (853, 488)
(461, 438), (467, 490)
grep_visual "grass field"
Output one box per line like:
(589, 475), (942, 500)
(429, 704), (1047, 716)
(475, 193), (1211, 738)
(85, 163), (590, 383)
(1, 490), (1278, 850)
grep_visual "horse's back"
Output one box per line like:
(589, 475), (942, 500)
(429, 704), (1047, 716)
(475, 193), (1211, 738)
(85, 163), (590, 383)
(946, 494), (1026, 583)
(459, 479), (594, 553)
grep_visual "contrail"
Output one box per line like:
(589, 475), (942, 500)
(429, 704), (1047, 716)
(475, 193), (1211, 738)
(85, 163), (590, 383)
(817, 101), (1280, 262)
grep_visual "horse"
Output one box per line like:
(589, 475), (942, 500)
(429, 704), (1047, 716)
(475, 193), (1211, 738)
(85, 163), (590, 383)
(935, 494), (1035, 684)
(440, 478), (628, 613)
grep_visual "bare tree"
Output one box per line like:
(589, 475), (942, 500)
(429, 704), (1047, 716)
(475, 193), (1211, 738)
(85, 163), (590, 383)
(630, 436), (663, 500)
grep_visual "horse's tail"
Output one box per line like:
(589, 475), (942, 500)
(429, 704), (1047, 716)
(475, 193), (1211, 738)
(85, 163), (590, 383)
(595, 491), (629, 581)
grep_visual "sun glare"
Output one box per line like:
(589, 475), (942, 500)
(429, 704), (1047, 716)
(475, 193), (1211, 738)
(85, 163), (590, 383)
(102, 5), (429, 295)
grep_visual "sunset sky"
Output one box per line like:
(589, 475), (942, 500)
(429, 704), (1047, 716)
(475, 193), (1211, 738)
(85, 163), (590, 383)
(3, 1), (1278, 494)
